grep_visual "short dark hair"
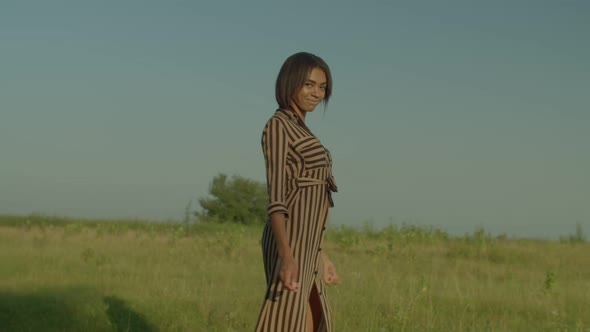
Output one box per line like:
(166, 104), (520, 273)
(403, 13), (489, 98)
(275, 52), (333, 110)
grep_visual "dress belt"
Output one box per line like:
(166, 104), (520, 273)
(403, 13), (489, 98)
(293, 175), (338, 207)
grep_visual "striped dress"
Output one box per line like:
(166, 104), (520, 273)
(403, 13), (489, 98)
(255, 108), (338, 332)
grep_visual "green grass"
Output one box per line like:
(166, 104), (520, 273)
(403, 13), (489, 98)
(0, 215), (589, 331)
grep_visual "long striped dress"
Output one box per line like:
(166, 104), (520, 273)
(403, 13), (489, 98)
(255, 108), (338, 332)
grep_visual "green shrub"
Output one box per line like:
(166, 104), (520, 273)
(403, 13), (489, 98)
(196, 173), (267, 225)
(560, 223), (586, 244)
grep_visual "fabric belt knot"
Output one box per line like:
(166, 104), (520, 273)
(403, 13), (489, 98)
(294, 175), (338, 207)
(326, 174), (338, 193)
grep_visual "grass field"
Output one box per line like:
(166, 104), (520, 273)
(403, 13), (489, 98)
(0, 215), (589, 331)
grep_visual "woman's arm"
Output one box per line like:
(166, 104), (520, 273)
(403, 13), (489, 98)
(262, 118), (298, 291)
(270, 212), (299, 292)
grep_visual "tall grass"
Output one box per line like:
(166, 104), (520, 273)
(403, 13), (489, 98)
(0, 215), (588, 331)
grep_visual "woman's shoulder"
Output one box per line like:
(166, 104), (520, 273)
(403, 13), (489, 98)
(272, 108), (294, 121)
(263, 109), (292, 129)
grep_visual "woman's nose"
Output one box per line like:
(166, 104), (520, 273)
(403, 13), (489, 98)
(311, 87), (322, 97)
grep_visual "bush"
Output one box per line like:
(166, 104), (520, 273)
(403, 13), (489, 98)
(196, 174), (267, 225)
(560, 223), (586, 244)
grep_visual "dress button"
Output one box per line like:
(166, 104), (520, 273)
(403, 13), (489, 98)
(322, 226), (326, 230)
(314, 271), (318, 275)
(318, 247), (322, 252)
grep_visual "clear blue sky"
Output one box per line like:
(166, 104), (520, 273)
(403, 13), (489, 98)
(1, 0), (589, 238)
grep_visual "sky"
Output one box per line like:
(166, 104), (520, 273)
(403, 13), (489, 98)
(1, 0), (589, 239)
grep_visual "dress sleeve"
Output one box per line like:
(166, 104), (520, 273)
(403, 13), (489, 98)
(262, 117), (289, 218)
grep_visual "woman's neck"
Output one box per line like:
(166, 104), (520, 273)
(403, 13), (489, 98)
(290, 106), (306, 123)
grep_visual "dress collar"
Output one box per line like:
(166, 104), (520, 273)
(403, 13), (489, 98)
(278, 108), (315, 136)
(279, 108), (300, 122)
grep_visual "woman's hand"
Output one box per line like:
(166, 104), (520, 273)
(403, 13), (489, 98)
(279, 255), (300, 292)
(321, 252), (340, 285)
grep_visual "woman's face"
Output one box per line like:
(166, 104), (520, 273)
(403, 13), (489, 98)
(292, 67), (327, 115)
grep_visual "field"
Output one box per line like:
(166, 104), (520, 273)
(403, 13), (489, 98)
(0, 215), (589, 331)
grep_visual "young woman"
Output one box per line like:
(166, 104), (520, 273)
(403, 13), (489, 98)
(255, 52), (340, 332)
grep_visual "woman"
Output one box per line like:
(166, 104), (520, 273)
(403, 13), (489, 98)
(255, 52), (340, 332)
